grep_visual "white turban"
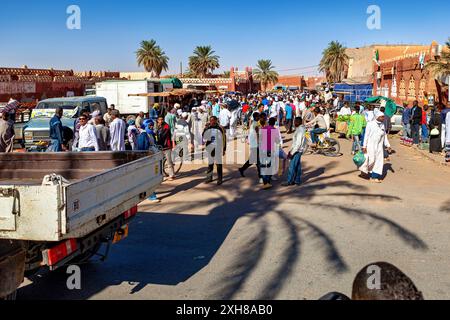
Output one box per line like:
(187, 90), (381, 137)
(181, 112), (188, 118)
(177, 109), (183, 116)
(174, 103), (181, 109)
(374, 109), (385, 119)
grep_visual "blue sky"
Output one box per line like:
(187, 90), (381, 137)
(0, 0), (449, 75)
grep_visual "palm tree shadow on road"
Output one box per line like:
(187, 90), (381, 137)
(18, 162), (428, 300)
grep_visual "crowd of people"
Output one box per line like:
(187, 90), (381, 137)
(401, 100), (450, 162)
(1, 91), (450, 187)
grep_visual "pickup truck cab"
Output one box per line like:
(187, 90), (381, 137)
(23, 96), (107, 150)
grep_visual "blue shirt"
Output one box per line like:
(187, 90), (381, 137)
(212, 104), (220, 117)
(441, 108), (450, 124)
(402, 108), (411, 125)
(49, 115), (63, 144)
(285, 104), (293, 120)
(150, 108), (158, 121)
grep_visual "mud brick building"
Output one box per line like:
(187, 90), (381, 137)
(0, 66), (120, 104)
(372, 42), (449, 106)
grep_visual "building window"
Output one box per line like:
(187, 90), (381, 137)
(418, 77), (427, 101)
(407, 76), (416, 100)
(391, 77), (397, 98)
(376, 85), (382, 96)
(382, 85), (389, 98)
(399, 78), (406, 100)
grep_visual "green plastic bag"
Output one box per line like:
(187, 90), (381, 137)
(353, 151), (365, 167)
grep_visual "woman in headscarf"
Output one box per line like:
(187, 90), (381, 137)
(359, 109), (390, 183)
(428, 106), (442, 154)
(127, 119), (138, 150)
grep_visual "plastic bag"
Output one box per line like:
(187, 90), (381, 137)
(353, 151), (366, 167)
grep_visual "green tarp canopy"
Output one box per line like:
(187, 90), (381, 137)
(160, 78), (183, 89)
(365, 96), (397, 118)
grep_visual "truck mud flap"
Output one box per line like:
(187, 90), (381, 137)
(0, 245), (26, 298)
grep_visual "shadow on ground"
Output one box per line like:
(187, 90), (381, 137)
(18, 161), (428, 300)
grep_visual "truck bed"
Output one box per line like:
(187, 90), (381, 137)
(0, 151), (163, 241)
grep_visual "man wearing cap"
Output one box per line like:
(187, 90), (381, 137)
(174, 112), (191, 154)
(164, 108), (177, 137)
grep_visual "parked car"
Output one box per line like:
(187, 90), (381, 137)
(23, 96), (107, 150)
(390, 106), (404, 133)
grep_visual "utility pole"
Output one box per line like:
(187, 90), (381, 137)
(180, 62), (183, 78)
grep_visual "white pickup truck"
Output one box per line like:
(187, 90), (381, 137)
(0, 151), (163, 299)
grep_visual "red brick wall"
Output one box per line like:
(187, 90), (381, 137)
(0, 82), (86, 104)
(268, 75), (303, 89)
(374, 54), (443, 105)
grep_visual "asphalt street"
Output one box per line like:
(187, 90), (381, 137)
(18, 134), (450, 300)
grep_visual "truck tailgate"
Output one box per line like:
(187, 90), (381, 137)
(64, 153), (163, 239)
(0, 152), (163, 241)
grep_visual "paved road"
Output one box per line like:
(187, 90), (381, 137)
(18, 134), (450, 300)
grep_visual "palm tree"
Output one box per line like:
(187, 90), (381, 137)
(188, 46), (220, 78)
(222, 71), (231, 78)
(136, 39), (169, 77)
(181, 68), (197, 78)
(426, 38), (450, 78)
(253, 59), (279, 91)
(319, 41), (349, 83)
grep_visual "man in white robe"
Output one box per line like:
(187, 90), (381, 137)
(109, 110), (126, 151)
(360, 109), (390, 183)
(229, 108), (239, 139)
